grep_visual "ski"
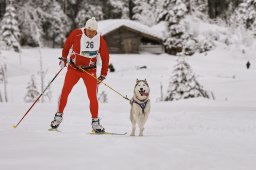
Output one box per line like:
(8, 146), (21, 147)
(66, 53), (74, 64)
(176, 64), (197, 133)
(48, 128), (62, 132)
(48, 128), (126, 135)
(90, 131), (127, 135)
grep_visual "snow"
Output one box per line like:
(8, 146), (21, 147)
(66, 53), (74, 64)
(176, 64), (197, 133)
(185, 15), (229, 36)
(98, 19), (164, 40)
(152, 21), (168, 35)
(1, 45), (256, 170)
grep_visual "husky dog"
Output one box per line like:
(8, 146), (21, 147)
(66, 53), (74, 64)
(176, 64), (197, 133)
(130, 79), (151, 136)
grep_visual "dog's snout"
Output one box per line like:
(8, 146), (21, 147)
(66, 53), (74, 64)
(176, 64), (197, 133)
(140, 88), (143, 91)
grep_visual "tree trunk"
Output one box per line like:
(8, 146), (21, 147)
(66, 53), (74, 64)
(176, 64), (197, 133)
(3, 75), (7, 102)
(128, 0), (135, 19)
(52, 32), (55, 48)
(0, 90), (3, 102)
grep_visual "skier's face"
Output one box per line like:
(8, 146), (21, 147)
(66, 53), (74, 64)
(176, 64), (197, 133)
(85, 29), (97, 38)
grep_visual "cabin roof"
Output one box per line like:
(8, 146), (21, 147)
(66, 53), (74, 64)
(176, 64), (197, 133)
(98, 19), (164, 41)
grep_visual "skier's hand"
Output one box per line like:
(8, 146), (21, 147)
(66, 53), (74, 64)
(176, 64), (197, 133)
(59, 60), (66, 68)
(97, 75), (105, 84)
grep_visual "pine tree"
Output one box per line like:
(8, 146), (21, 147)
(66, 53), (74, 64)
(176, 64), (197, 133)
(17, 1), (42, 46)
(189, 0), (208, 16)
(24, 75), (40, 103)
(0, 0), (6, 19)
(47, 0), (69, 48)
(158, 0), (190, 55)
(38, 0), (71, 47)
(165, 57), (209, 101)
(44, 81), (52, 102)
(75, 2), (104, 28)
(0, 0), (21, 52)
(132, 0), (158, 26)
(17, 0), (71, 47)
(229, 0), (255, 46)
(231, 0), (256, 31)
(102, 0), (127, 19)
(57, 0), (103, 28)
(98, 91), (108, 103)
(0, 51), (2, 102)
(0, 51), (7, 102)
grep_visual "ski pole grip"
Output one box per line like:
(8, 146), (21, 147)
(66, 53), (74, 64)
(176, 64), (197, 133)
(58, 57), (66, 61)
(58, 57), (75, 65)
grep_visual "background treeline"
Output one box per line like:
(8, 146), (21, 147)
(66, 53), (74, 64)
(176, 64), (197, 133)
(0, 0), (252, 49)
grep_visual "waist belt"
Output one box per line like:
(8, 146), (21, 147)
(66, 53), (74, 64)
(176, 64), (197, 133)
(69, 63), (96, 71)
(80, 64), (96, 70)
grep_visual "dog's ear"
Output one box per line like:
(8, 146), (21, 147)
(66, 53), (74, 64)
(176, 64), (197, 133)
(136, 78), (139, 83)
(144, 78), (147, 82)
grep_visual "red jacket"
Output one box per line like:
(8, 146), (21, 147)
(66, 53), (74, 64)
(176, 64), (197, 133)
(62, 28), (110, 77)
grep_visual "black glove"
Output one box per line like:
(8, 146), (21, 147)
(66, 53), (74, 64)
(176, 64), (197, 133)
(97, 75), (105, 84)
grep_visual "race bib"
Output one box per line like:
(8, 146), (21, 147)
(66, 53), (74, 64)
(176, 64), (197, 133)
(80, 29), (100, 58)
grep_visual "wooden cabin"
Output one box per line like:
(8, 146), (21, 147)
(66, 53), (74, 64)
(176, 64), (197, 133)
(98, 20), (164, 54)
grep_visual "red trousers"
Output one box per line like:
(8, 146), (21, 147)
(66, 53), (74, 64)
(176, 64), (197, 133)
(58, 68), (98, 118)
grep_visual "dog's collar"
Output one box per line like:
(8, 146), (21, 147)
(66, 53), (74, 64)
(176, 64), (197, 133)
(132, 97), (149, 114)
(134, 95), (149, 103)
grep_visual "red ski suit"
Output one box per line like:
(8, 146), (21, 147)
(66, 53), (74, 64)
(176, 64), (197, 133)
(58, 28), (109, 118)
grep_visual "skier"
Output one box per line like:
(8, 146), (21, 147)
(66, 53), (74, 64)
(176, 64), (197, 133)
(246, 61), (251, 69)
(50, 17), (110, 133)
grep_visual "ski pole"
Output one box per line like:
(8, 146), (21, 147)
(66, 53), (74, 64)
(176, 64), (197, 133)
(12, 68), (64, 128)
(59, 57), (131, 102)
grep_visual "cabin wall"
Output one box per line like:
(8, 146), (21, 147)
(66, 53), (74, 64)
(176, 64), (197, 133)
(103, 26), (163, 54)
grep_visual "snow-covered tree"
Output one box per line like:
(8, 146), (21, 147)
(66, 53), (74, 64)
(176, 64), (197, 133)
(197, 35), (215, 53)
(17, 1), (42, 46)
(98, 91), (108, 103)
(0, 51), (8, 102)
(158, 0), (191, 55)
(75, 2), (104, 28)
(165, 57), (210, 101)
(231, 0), (256, 31)
(43, 81), (52, 102)
(17, 0), (71, 47)
(190, 0), (208, 14)
(24, 73), (52, 103)
(188, 0), (208, 18)
(103, 0), (128, 19)
(0, 0), (21, 52)
(0, 51), (2, 102)
(229, 0), (255, 47)
(132, 0), (158, 26)
(47, 0), (70, 47)
(24, 75), (40, 103)
(38, 0), (70, 47)
(57, 0), (103, 27)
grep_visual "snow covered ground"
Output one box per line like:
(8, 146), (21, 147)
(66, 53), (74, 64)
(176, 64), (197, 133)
(0, 46), (256, 170)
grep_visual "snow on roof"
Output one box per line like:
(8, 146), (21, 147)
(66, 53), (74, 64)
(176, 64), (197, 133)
(98, 19), (164, 40)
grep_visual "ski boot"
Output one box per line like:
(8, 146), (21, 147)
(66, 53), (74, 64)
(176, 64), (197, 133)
(50, 113), (63, 129)
(91, 118), (105, 133)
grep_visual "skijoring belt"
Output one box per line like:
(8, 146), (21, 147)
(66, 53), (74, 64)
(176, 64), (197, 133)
(58, 57), (96, 71)
(69, 63), (96, 71)
(79, 64), (96, 70)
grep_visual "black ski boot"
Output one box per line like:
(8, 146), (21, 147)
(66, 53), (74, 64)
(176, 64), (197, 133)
(50, 113), (63, 129)
(91, 118), (105, 133)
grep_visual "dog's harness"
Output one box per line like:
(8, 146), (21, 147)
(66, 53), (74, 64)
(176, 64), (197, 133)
(131, 98), (149, 114)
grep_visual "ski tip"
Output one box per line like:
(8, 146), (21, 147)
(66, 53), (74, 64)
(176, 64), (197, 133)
(12, 125), (17, 128)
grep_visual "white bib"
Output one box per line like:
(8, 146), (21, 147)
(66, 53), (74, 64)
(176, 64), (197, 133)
(80, 29), (100, 59)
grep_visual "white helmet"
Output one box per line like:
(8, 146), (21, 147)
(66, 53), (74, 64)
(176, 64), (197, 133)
(85, 17), (98, 31)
